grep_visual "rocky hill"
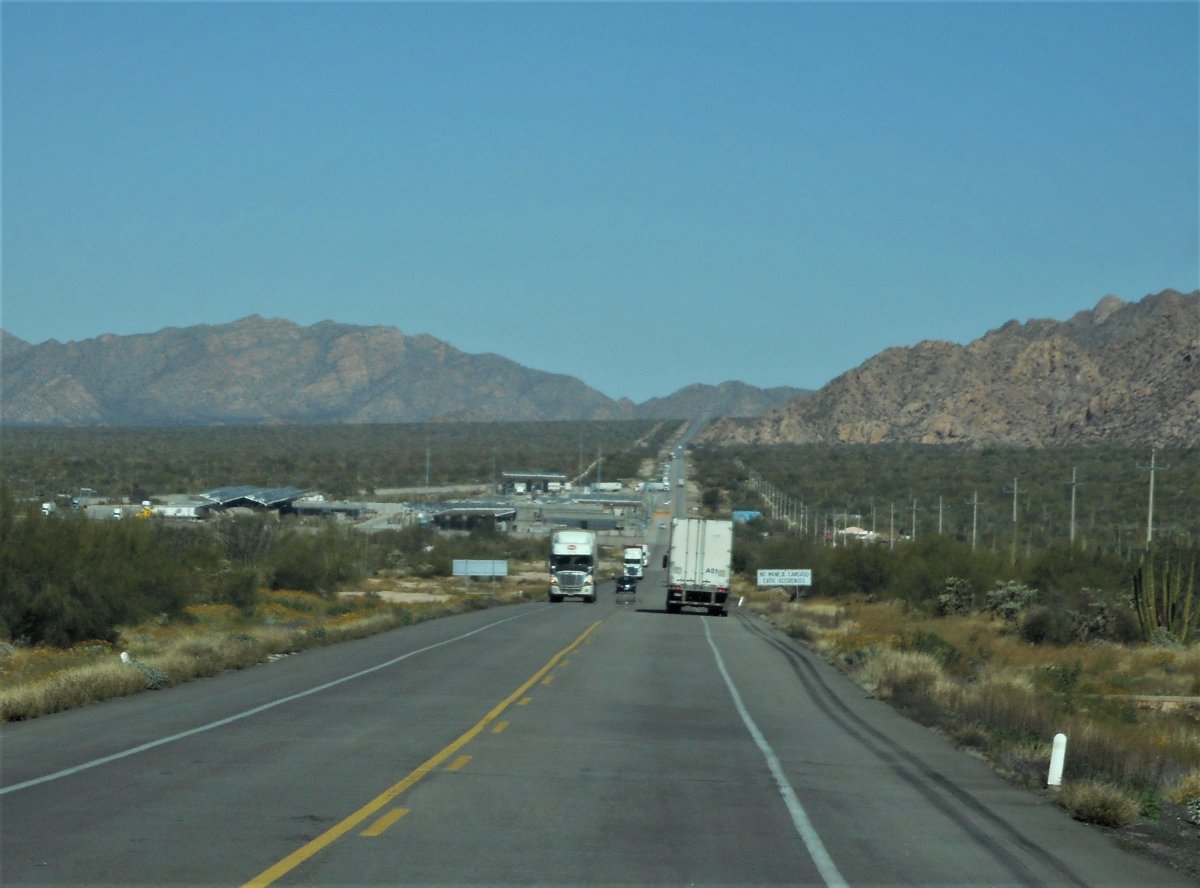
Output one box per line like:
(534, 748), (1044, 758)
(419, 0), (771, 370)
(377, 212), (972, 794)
(634, 381), (810, 422)
(0, 316), (802, 426)
(703, 289), (1199, 448)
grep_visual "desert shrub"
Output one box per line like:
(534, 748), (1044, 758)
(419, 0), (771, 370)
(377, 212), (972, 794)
(214, 513), (276, 565)
(955, 674), (1045, 741)
(900, 630), (963, 673)
(1059, 780), (1141, 827)
(1020, 606), (1075, 645)
(0, 496), (194, 646)
(212, 567), (261, 613)
(936, 576), (973, 616)
(986, 581), (1038, 625)
(1168, 771), (1200, 805)
(267, 524), (365, 594)
(856, 649), (951, 727)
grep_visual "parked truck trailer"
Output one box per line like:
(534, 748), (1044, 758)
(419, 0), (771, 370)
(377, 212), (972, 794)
(549, 530), (598, 603)
(664, 518), (733, 616)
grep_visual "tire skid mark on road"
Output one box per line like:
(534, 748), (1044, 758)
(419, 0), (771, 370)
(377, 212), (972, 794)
(704, 618), (848, 888)
(734, 612), (1089, 888)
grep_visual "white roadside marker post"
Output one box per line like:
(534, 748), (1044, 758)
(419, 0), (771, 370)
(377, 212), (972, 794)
(1048, 732), (1068, 790)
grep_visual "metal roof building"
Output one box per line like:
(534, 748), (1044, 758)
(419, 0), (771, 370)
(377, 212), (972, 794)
(198, 486), (311, 511)
(427, 501), (518, 531)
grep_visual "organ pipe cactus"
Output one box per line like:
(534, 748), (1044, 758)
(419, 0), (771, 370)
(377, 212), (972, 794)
(1132, 545), (1198, 644)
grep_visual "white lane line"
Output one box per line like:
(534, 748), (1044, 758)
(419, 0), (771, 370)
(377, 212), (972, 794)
(1, 607), (547, 796)
(703, 618), (848, 888)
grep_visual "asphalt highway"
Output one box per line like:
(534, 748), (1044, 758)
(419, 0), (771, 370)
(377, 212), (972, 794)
(2, 556), (1190, 887)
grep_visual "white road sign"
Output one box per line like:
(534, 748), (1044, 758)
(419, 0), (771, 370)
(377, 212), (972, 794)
(453, 559), (509, 577)
(757, 568), (812, 586)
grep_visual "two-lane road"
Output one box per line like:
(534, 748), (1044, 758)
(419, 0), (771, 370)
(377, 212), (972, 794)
(2, 581), (1188, 886)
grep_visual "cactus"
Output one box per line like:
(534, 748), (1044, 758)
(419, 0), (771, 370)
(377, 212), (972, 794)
(1132, 545), (1198, 644)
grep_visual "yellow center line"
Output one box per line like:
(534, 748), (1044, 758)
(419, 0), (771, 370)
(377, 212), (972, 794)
(517, 696), (533, 706)
(541, 675), (555, 685)
(491, 721), (508, 734)
(360, 808), (409, 837)
(242, 619), (603, 887)
(446, 754), (471, 771)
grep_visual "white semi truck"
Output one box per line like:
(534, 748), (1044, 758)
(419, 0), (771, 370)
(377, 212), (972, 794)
(622, 544), (647, 578)
(549, 530), (598, 604)
(664, 518), (733, 616)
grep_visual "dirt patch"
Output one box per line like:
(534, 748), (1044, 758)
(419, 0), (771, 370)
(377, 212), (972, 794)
(1113, 801), (1200, 881)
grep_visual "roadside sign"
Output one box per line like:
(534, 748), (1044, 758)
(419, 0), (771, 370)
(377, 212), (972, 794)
(757, 568), (812, 586)
(453, 560), (508, 577)
(453, 559), (509, 595)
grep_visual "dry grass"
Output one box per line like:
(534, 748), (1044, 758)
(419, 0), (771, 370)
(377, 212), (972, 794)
(748, 594), (1200, 817)
(1059, 780), (1142, 827)
(1168, 771), (1200, 804)
(0, 658), (148, 721)
(0, 577), (533, 722)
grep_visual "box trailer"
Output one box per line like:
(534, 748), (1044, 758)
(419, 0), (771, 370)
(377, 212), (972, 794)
(664, 518), (733, 616)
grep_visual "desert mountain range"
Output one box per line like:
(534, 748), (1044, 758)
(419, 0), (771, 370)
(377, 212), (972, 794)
(702, 289), (1198, 448)
(0, 316), (804, 426)
(2, 289), (1195, 447)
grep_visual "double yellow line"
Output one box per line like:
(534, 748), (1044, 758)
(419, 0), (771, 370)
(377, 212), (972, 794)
(242, 620), (603, 887)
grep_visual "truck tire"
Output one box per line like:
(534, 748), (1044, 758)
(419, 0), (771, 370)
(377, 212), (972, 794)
(549, 593), (562, 603)
(586, 595), (597, 604)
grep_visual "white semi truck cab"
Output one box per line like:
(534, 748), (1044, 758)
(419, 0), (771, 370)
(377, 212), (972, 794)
(549, 530), (598, 603)
(622, 545), (646, 578)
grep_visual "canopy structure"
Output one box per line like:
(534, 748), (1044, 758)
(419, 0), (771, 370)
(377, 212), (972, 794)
(198, 485), (311, 511)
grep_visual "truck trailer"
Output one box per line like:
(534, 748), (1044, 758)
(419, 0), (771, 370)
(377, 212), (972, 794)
(549, 530), (598, 603)
(664, 518), (733, 616)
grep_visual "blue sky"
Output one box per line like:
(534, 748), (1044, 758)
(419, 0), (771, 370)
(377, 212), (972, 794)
(3, 2), (1197, 403)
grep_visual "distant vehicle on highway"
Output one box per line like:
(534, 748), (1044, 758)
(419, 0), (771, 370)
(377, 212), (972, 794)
(614, 574), (637, 593)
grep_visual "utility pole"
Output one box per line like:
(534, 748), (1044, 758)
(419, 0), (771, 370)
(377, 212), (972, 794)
(911, 498), (917, 541)
(1068, 468), (1079, 549)
(425, 437), (431, 486)
(938, 495), (944, 535)
(889, 502), (895, 550)
(1140, 449), (1168, 545)
(968, 490), (979, 551)
(1003, 477), (1020, 565)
